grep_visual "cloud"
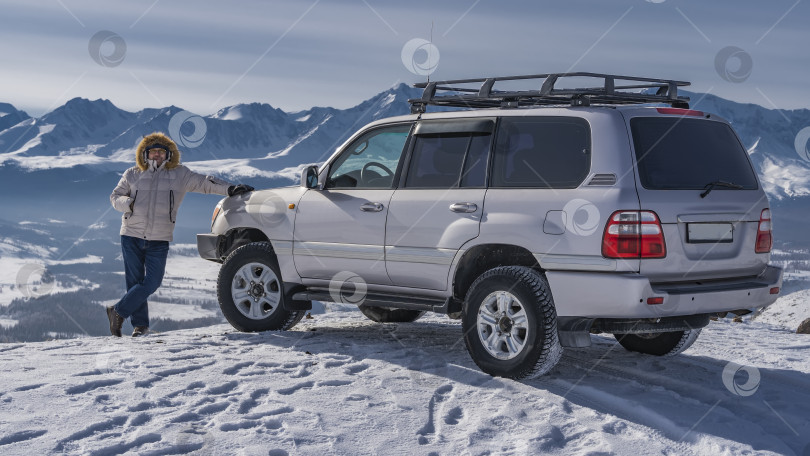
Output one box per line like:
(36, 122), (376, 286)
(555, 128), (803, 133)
(0, 0), (807, 116)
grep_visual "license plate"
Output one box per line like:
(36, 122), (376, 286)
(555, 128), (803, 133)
(687, 223), (733, 243)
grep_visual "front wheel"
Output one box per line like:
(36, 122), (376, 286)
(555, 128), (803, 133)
(217, 242), (305, 332)
(462, 266), (562, 379)
(613, 329), (701, 357)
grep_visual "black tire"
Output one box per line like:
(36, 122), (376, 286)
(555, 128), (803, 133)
(217, 242), (306, 332)
(613, 329), (701, 357)
(462, 266), (562, 379)
(358, 305), (425, 323)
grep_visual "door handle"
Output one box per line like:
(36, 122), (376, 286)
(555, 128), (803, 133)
(360, 202), (384, 212)
(449, 202), (478, 213)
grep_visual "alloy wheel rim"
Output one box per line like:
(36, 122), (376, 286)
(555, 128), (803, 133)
(476, 291), (530, 360)
(231, 262), (281, 320)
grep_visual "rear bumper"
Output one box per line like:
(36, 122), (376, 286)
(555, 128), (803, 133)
(197, 233), (223, 262)
(547, 265), (782, 318)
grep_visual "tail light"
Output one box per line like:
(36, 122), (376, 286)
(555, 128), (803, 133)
(755, 209), (772, 253)
(602, 211), (666, 259)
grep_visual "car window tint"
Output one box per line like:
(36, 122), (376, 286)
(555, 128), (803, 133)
(491, 117), (590, 188)
(326, 124), (411, 189)
(406, 133), (491, 188)
(631, 117), (758, 190)
(461, 134), (490, 187)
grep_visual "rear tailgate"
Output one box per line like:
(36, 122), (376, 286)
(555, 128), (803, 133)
(623, 110), (770, 282)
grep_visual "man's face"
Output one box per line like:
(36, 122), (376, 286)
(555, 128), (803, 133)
(147, 147), (167, 166)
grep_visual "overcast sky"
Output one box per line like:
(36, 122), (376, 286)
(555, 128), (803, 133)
(1, 0), (807, 117)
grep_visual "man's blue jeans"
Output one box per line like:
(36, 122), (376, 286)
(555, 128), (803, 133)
(114, 235), (169, 328)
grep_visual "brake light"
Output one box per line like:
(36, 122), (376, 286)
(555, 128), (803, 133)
(602, 211), (666, 259)
(656, 107), (705, 117)
(755, 208), (772, 253)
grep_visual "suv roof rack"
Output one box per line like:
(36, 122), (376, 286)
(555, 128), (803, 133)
(408, 72), (691, 114)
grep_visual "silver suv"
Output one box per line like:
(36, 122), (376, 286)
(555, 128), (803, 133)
(198, 73), (782, 379)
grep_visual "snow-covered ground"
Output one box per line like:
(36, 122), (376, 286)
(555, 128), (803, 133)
(754, 288), (810, 331)
(0, 311), (808, 455)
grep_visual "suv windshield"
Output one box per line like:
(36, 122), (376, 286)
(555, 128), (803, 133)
(630, 117), (758, 190)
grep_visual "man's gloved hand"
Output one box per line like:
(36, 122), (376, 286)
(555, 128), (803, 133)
(228, 184), (255, 197)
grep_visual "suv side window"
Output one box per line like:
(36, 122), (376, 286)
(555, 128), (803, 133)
(404, 133), (491, 188)
(326, 124), (412, 189)
(491, 117), (590, 188)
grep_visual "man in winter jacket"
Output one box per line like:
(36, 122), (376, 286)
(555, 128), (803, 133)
(107, 132), (253, 337)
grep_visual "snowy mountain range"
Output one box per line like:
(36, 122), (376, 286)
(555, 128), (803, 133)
(0, 86), (408, 176)
(2, 84), (809, 241)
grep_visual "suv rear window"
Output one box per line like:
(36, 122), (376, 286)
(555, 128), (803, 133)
(491, 117), (591, 188)
(630, 117), (758, 190)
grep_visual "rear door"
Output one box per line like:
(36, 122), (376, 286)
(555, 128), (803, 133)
(385, 118), (493, 290)
(625, 111), (769, 282)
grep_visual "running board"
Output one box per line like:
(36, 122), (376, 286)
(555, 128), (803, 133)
(291, 288), (452, 313)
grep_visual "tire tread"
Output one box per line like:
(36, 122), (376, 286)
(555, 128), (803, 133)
(464, 266), (562, 379)
(217, 242), (305, 332)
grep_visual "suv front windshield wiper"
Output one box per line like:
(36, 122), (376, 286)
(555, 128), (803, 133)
(700, 180), (744, 198)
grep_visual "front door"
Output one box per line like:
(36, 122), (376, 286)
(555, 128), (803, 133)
(293, 123), (412, 285)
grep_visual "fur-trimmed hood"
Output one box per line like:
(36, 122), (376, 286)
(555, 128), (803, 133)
(135, 132), (181, 171)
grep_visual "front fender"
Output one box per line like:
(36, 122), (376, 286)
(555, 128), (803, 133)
(212, 186), (308, 283)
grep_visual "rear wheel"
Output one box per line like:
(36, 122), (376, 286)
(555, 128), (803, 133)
(217, 242), (305, 332)
(358, 305), (425, 323)
(613, 329), (701, 356)
(462, 266), (562, 379)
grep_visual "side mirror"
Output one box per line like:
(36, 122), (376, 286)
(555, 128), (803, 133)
(301, 165), (319, 189)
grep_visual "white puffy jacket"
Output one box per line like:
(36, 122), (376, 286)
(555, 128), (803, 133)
(110, 133), (231, 242)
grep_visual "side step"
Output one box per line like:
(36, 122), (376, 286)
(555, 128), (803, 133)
(291, 288), (454, 314)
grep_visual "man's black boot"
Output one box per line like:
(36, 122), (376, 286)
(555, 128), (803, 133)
(106, 306), (124, 337)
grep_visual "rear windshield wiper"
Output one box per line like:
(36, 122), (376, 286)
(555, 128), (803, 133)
(700, 180), (743, 198)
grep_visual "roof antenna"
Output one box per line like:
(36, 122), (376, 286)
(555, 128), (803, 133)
(427, 21), (433, 84)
